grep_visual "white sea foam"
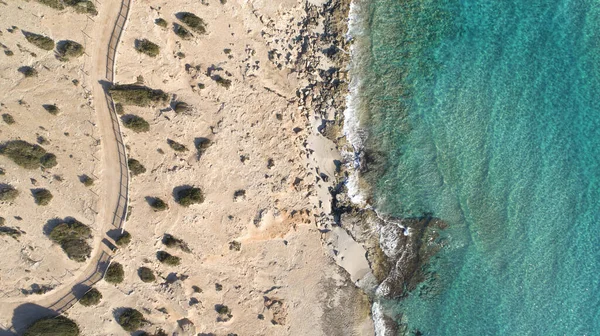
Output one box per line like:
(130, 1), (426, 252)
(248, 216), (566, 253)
(343, 0), (370, 205)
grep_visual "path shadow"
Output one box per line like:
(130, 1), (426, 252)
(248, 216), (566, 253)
(10, 303), (56, 335)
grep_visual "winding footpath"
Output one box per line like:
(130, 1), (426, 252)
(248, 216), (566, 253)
(0, 0), (131, 333)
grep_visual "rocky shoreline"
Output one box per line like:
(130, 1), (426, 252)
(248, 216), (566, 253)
(291, 0), (448, 334)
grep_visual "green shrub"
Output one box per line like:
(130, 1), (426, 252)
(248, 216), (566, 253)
(0, 184), (19, 202)
(79, 288), (102, 306)
(135, 39), (160, 57)
(4, 50), (14, 56)
(0, 140), (57, 169)
(109, 85), (169, 106)
(212, 75), (231, 89)
(24, 315), (80, 336)
(49, 219), (92, 262)
(216, 304), (231, 315)
(43, 104), (60, 115)
(128, 158), (146, 175)
(116, 308), (144, 332)
(167, 139), (187, 152)
(0, 226), (23, 239)
(105, 262), (124, 284)
(223, 48), (231, 54)
(24, 32), (55, 50)
(195, 137), (211, 159)
(177, 12), (207, 34)
(162, 233), (190, 252)
(174, 186), (204, 206)
(72, 0), (97, 15)
(116, 231), (131, 246)
(173, 101), (190, 113)
(149, 197), (168, 211)
(115, 102), (124, 114)
(19, 66), (38, 77)
(40, 153), (58, 168)
(56, 40), (84, 60)
(138, 266), (156, 282)
(81, 174), (94, 186)
(2, 114), (15, 124)
(156, 251), (180, 266)
(122, 115), (150, 132)
(173, 24), (192, 40)
(155, 18), (168, 28)
(35, 0), (65, 9)
(32, 188), (53, 205)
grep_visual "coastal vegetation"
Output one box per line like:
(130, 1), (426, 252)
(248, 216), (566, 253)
(138, 266), (156, 282)
(173, 24), (192, 40)
(24, 32), (55, 50)
(0, 184), (19, 202)
(35, 0), (97, 15)
(43, 104), (60, 115)
(162, 233), (190, 252)
(24, 315), (80, 336)
(19, 66), (38, 77)
(0, 226), (23, 240)
(2, 113), (15, 124)
(56, 40), (85, 60)
(148, 197), (168, 211)
(0, 140), (58, 169)
(128, 158), (146, 175)
(79, 288), (102, 306)
(48, 218), (92, 262)
(105, 262), (124, 284)
(174, 186), (204, 206)
(116, 308), (145, 331)
(32, 188), (53, 205)
(116, 231), (131, 246)
(80, 174), (94, 187)
(122, 115), (150, 132)
(155, 18), (168, 28)
(176, 12), (207, 34)
(167, 139), (187, 152)
(156, 250), (181, 266)
(109, 85), (169, 106)
(135, 39), (160, 57)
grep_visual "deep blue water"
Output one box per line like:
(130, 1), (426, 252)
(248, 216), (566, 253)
(354, 0), (600, 334)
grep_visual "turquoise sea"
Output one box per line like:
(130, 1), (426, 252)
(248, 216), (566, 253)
(350, 0), (600, 334)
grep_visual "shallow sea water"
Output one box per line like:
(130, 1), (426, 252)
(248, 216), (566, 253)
(350, 0), (600, 334)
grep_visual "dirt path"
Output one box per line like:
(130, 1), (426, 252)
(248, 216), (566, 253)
(0, 0), (131, 332)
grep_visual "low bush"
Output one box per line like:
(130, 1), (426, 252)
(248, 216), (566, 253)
(167, 139), (187, 152)
(2, 114), (15, 124)
(155, 18), (168, 28)
(173, 24), (192, 40)
(0, 140), (56, 169)
(138, 266), (156, 282)
(172, 101), (190, 113)
(24, 32), (55, 50)
(109, 85), (169, 107)
(156, 251), (180, 266)
(162, 233), (190, 252)
(105, 262), (124, 284)
(211, 75), (231, 89)
(174, 186), (204, 206)
(215, 304), (230, 315)
(149, 197), (168, 211)
(43, 104), (60, 115)
(80, 174), (94, 186)
(0, 226), (23, 240)
(122, 115), (150, 132)
(35, 0), (65, 9)
(116, 308), (144, 332)
(128, 158), (146, 175)
(72, 0), (97, 15)
(32, 188), (53, 205)
(195, 137), (211, 159)
(56, 40), (84, 60)
(115, 103), (124, 115)
(177, 12), (207, 34)
(0, 184), (18, 202)
(49, 219), (92, 262)
(116, 231), (131, 246)
(79, 288), (102, 306)
(18, 66), (38, 77)
(135, 39), (160, 57)
(24, 315), (80, 336)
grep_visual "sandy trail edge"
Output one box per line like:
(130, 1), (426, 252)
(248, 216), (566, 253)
(0, 0), (126, 330)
